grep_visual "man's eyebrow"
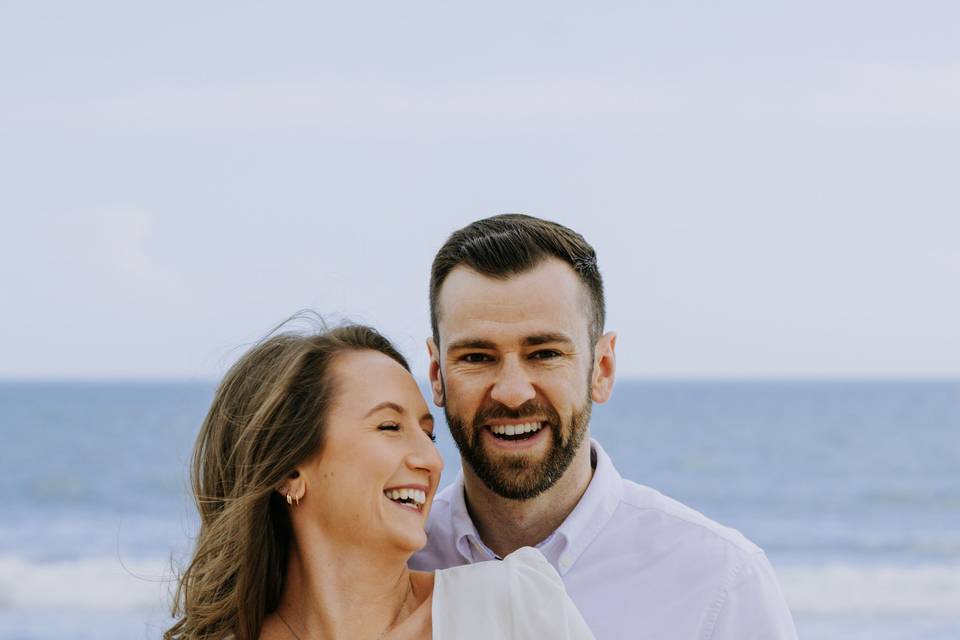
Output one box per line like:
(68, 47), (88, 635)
(363, 401), (404, 418)
(523, 333), (575, 347)
(447, 338), (497, 351)
(420, 413), (434, 425)
(446, 334), (575, 351)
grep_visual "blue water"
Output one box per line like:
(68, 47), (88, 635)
(1, 381), (958, 639)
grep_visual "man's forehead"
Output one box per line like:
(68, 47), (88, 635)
(435, 258), (592, 338)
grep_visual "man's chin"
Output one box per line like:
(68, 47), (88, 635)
(468, 453), (559, 500)
(450, 418), (579, 499)
(481, 472), (556, 501)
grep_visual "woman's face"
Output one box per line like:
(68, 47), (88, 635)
(299, 349), (443, 553)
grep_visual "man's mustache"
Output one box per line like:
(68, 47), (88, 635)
(473, 399), (560, 425)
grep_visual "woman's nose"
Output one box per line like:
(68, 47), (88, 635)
(407, 430), (444, 475)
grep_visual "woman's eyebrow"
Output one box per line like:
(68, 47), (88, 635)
(363, 401), (404, 418)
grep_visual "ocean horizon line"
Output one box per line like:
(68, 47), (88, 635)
(1, 375), (959, 386)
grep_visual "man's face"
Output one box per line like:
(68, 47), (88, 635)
(430, 258), (608, 500)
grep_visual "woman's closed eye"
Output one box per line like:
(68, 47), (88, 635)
(379, 422), (437, 443)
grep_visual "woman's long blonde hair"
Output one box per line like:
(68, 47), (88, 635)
(165, 323), (409, 640)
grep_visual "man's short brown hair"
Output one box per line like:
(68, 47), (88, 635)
(429, 214), (605, 347)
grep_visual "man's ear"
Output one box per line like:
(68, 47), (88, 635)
(426, 337), (445, 407)
(591, 331), (616, 404)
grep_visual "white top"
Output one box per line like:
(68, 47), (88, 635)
(412, 440), (798, 640)
(432, 546), (595, 640)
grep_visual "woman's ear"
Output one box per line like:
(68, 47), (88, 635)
(277, 469), (306, 506)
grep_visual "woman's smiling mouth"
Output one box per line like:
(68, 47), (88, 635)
(383, 486), (428, 512)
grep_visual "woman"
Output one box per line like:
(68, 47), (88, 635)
(166, 323), (593, 640)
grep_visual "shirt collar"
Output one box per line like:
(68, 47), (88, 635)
(448, 439), (624, 574)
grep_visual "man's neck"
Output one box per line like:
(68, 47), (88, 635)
(462, 441), (594, 558)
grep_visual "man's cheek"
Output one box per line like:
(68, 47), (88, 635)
(444, 380), (473, 407)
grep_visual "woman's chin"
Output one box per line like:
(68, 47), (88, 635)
(385, 525), (428, 556)
(400, 529), (428, 554)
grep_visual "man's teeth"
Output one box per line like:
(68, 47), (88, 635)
(490, 422), (543, 436)
(384, 488), (426, 507)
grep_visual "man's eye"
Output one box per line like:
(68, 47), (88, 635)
(425, 431), (438, 443)
(462, 353), (493, 363)
(530, 350), (561, 360)
(378, 422), (400, 431)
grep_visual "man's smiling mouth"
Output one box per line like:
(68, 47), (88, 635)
(487, 421), (544, 441)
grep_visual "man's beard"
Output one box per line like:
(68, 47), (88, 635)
(444, 393), (592, 501)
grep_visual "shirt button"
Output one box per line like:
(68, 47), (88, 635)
(560, 556), (572, 567)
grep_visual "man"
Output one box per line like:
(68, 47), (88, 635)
(410, 214), (798, 639)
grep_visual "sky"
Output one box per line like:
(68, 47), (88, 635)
(1, 1), (958, 380)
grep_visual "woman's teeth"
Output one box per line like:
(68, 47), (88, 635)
(490, 422), (542, 436)
(384, 488), (426, 509)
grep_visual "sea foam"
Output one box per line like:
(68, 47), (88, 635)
(2, 554), (958, 618)
(779, 563), (960, 616)
(0, 555), (172, 611)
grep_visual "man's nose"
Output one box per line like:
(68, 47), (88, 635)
(490, 355), (536, 408)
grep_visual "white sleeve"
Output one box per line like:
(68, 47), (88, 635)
(505, 547), (596, 640)
(432, 547), (596, 640)
(705, 551), (798, 640)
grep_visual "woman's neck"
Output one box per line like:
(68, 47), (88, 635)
(274, 534), (416, 640)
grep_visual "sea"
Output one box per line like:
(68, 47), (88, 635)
(0, 380), (958, 639)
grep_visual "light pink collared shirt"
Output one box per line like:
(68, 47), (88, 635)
(411, 440), (798, 640)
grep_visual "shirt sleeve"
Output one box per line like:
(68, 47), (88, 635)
(505, 547), (597, 640)
(705, 551), (798, 640)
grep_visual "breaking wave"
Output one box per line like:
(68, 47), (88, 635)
(2, 553), (958, 618)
